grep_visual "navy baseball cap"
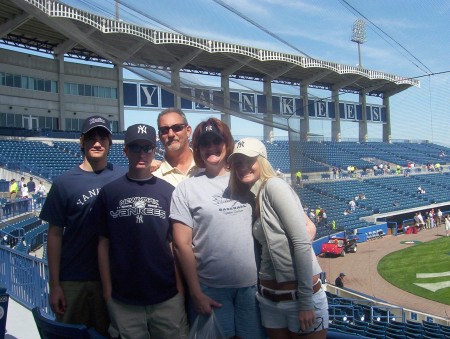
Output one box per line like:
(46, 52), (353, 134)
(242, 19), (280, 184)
(198, 120), (223, 142)
(81, 116), (112, 134)
(125, 124), (156, 147)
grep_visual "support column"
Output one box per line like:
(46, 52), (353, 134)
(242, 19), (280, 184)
(331, 88), (341, 142)
(220, 75), (231, 128)
(171, 69), (181, 108)
(382, 96), (391, 143)
(116, 64), (124, 132)
(358, 92), (368, 142)
(300, 84), (310, 141)
(263, 79), (273, 142)
(56, 56), (66, 130)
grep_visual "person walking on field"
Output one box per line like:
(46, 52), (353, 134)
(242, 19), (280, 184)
(445, 215), (450, 237)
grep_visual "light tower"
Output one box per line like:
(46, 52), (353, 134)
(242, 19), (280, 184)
(351, 19), (366, 68)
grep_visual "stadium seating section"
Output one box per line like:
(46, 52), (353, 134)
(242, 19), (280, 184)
(326, 291), (450, 338)
(1, 139), (450, 241)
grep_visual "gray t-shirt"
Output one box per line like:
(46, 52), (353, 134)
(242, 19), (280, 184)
(170, 172), (257, 288)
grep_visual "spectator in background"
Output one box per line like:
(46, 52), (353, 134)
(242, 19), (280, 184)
(296, 170), (302, 184)
(35, 181), (47, 209)
(428, 209), (435, 228)
(332, 167), (337, 179)
(436, 209), (443, 225)
(348, 199), (356, 212)
(93, 124), (188, 338)
(27, 177), (36, 196)
(331, 220), (337, 231)
(36, 181), (46, 197)
(315, 206), (322, 223)
(309, 209), (316, 222)
(320, 209), (328, 227)
(9, 179), (18, 201)
(152, 107), (202, 187)
(21, 183), (28, 198)
(18, 177), (25, 197)
(39, 116), (126, 336)
(445, 215), (450, 237)
(414, 212), (425, 230)
(335, 273), (345, 288)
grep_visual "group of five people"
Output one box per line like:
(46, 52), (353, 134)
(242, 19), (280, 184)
(40, 108), (328, 339)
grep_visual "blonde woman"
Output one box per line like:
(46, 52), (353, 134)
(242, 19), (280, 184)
(228, 138), (328, 339)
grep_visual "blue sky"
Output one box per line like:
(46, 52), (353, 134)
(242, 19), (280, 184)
(60, 1), (450, 144)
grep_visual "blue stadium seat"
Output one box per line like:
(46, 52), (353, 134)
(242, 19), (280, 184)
(32, 307), (106, 339)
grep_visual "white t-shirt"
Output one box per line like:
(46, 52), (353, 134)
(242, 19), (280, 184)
(170, 172), (257, 288)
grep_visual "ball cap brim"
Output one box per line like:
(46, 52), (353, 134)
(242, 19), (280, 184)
(228, 137), (267, 163)
(125, 124), (157, 147)
(81, 116), (112, 134)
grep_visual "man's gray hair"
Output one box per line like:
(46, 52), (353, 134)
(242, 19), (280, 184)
(157, 108), (188, 127)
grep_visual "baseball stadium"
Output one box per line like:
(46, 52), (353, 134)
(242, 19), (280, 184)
(0, 0), (449, 338)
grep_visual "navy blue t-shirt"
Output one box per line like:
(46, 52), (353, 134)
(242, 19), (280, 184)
(92, 174), (177, 306)
(39, 163), (126, 281)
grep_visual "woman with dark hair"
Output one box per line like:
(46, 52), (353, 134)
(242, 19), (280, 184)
(171, 118), (265, 338)
(228, 137), (328, 339)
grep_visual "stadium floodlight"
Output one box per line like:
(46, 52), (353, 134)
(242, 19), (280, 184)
(351, 19), (366, 67)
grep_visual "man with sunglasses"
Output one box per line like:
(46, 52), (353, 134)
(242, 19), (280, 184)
(40, 116), (126, 336)
(92, 123), (188, 338)
(153, 108), (202, 187)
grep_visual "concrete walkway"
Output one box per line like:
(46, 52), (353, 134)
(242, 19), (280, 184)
(4, 298), (39, 339)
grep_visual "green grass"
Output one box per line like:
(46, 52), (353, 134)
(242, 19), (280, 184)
(377, 237), (450, 305)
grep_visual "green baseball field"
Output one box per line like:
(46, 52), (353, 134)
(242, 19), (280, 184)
(378, 237), (450, 305)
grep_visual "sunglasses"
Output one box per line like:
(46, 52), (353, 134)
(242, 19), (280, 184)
(199, 136), (223, 148)
(158, 124), (186, 135)
(127, 144), (155, 154)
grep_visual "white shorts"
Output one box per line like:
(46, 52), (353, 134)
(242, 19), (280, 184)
(256, 288), (329, 334)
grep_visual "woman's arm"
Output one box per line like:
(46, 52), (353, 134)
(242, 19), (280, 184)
(264, 179), (314, 306)
(172, 220), (221, 315)
(265, 180), (316, 330)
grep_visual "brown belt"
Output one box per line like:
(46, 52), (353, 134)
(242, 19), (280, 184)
(259, 280), (321, 302)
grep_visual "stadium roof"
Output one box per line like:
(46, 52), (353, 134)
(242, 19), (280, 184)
(1, 0), (419, 98)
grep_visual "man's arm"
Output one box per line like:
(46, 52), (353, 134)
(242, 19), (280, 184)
(172, 220), (221, 315)
(98, 236), (112, 301)
(47, 224), (66, 315)
(169, 241), (185, 295)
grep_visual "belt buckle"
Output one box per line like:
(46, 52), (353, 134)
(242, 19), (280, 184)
(262, 288), (276, 302)
(261, 287), (297, 302)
